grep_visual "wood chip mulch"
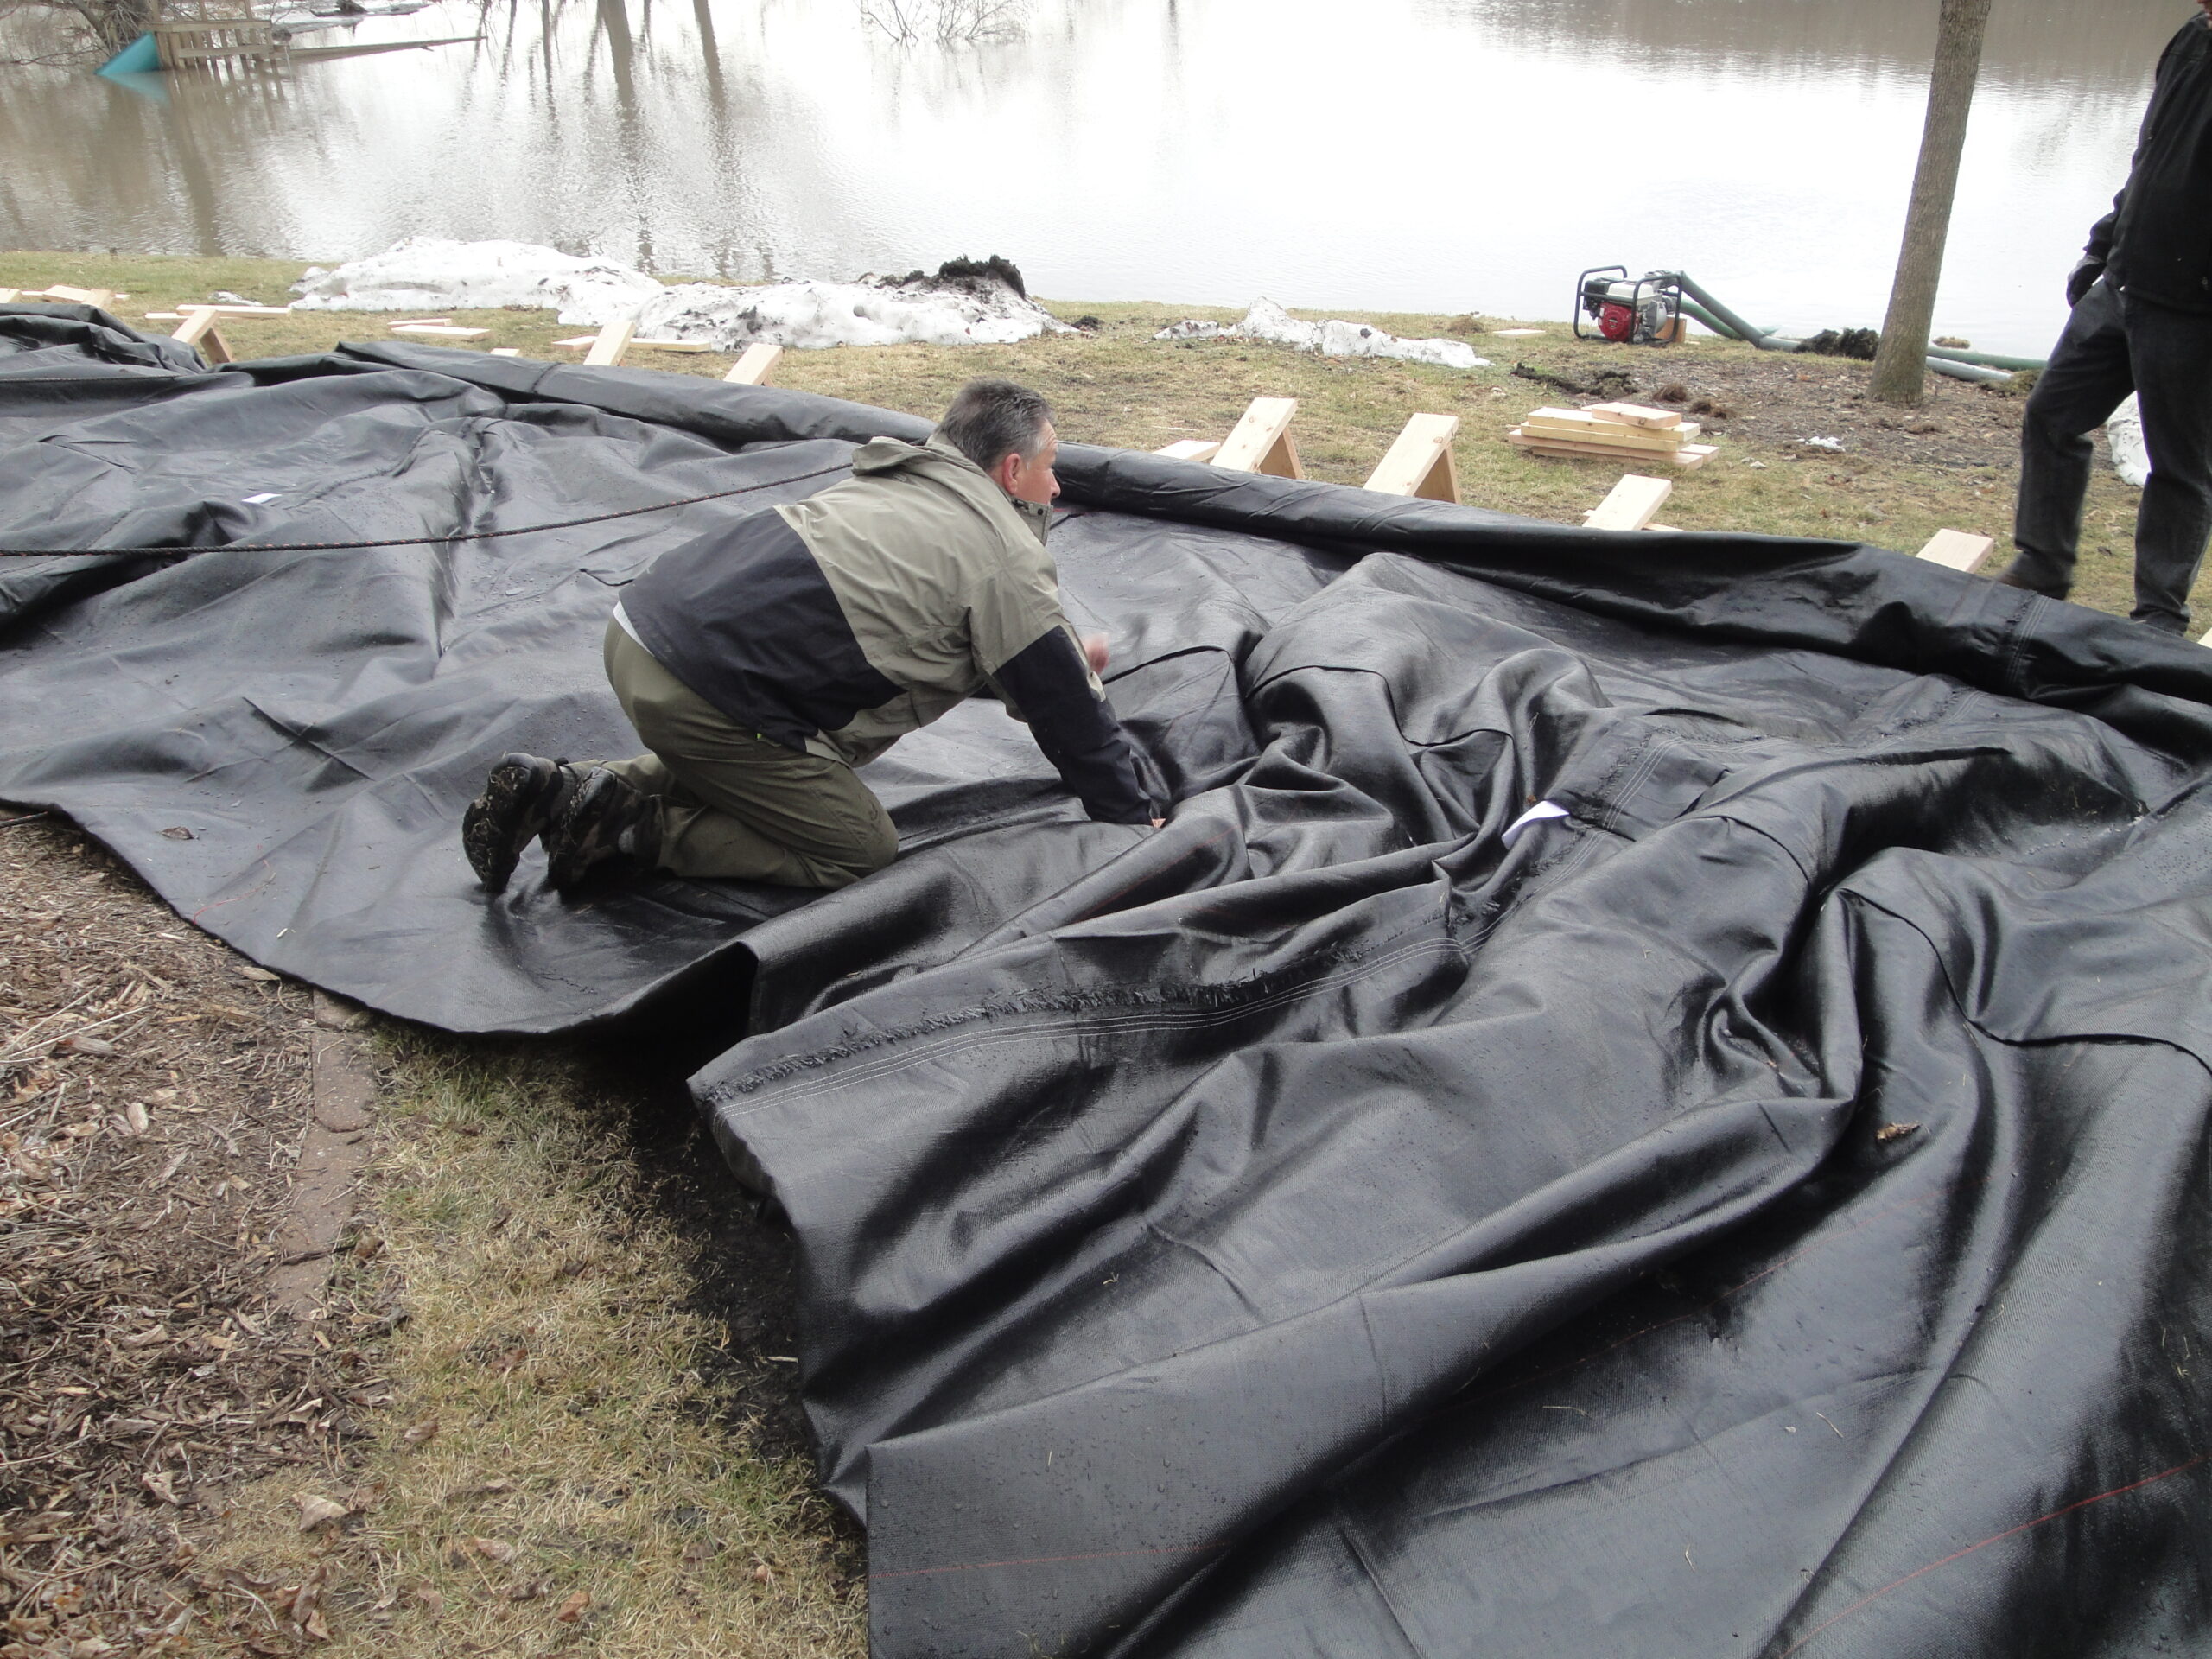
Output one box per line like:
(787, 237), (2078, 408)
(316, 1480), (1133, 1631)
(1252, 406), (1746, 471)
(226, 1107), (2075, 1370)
(0, 810), (390, 1657)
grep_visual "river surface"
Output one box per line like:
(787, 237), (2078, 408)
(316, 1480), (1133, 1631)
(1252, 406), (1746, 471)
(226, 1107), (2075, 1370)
(0, 0), (2192, 354)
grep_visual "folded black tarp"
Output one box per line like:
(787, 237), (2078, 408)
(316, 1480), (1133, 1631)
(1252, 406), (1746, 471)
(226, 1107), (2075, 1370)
(7, 305), (2212, 1656)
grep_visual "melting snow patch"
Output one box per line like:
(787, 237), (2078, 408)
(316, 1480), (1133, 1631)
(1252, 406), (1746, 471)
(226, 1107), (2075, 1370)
(1155, 298), (1489, 370)
(293, 239), (1072, 347)
(292, 238), (664, 323)
(2107, 394), (2149, 488)
(634, 273), (1070, 351)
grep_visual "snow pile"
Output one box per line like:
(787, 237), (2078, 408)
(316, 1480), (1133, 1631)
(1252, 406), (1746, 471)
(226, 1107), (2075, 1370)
(2107, 394), (2150, 488)
(292, 239), (1072, 347)
(634, 272), (1070, 351)
(292, 238), (663, 323)
(1155, 298), (1490, 370)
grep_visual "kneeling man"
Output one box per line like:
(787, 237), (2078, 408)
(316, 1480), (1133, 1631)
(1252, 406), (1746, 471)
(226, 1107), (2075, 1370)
(463, 378), (1160, 894)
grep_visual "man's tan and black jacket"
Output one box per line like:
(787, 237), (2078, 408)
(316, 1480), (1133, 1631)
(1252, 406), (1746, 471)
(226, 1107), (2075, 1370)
(616, 434), (1156, 824)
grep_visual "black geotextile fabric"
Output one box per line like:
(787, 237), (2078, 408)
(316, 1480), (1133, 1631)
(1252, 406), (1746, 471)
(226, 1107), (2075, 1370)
(9, 307), (2212, 1655)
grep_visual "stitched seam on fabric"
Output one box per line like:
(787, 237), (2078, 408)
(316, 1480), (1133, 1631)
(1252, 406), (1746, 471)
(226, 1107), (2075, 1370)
(715, 936), (1463, 1114)
(1999, 596), (2040, 694)
(709, 931), (1464, 1113)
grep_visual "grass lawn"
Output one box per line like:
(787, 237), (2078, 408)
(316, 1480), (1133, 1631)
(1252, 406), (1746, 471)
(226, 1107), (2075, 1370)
(0, 249), (2190, 1656)
(204, 1033), (866, 1657)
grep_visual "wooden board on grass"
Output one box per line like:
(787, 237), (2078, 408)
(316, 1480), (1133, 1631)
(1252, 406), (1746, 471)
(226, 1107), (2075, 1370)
(171, 308), (233, 365)
(1522, 409), (1700, 449)
(1213, 397), (1302, 478)
(1509, 430), (1716, 469)
(1582, 474), (1674, 532)
(1584, 402), (1683, 430)
(1154, 438), (1222, 462)
(1916, 529), (1994, 572)
(1363, 413), (1461, 502)
(582, 318), (635, 367)
(724, 342), (784, 385)
(1521, 421), (1697, 455)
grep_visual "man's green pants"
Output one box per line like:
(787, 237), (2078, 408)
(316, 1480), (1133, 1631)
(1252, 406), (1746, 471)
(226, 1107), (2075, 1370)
(601, 620), (899, 889)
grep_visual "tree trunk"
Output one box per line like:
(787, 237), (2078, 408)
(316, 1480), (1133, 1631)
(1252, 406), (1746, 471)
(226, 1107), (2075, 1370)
(1871, 0), (1995, 406)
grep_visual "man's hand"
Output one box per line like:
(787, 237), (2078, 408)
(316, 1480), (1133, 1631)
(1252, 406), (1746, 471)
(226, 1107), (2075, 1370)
(1080, 632), (1110, 674)
(2067, 257), (2106, 308)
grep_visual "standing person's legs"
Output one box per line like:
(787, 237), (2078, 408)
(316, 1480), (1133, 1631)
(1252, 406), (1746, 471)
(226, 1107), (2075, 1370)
(2121, 293), (2212, 633)
(2006, 281), (2136, 596)
(596, 620), (898, 888)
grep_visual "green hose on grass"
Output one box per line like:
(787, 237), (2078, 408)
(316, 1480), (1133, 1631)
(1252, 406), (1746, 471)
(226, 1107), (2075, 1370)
(1669, 276), (2027, 385)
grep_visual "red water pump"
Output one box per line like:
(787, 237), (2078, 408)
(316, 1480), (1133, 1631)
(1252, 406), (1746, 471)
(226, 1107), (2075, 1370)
(1574, 267), (1684, 345)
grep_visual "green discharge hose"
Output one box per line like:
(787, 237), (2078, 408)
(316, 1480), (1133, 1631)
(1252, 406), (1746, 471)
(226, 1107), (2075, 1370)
(1668, 276), (2030, 385)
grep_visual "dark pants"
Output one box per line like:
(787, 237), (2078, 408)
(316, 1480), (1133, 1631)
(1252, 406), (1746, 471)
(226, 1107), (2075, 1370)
(602, 620), (899, 888)
(2012, 279), (2212, 633)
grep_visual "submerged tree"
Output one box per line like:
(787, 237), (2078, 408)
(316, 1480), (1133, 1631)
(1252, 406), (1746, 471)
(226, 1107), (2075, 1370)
(858, 0), (1025, 47)
(1871, 0), (1995, 406)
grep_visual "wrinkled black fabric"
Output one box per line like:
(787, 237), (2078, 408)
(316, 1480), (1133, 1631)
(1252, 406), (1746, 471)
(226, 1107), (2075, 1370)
(7, 313), (2212, 1656)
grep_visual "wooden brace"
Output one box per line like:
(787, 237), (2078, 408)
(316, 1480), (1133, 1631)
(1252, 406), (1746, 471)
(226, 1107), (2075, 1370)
(1212, 397), (1303, 479)
(1364, 413), (1462, 503)
(724, 342), (784, 385)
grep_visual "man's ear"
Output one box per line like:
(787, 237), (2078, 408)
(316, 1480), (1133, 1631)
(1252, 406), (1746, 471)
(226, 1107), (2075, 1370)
(991, 451), (1023, 493)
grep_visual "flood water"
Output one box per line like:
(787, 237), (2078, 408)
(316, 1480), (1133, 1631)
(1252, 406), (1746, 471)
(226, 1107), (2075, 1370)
(0, 0), (2191, 355)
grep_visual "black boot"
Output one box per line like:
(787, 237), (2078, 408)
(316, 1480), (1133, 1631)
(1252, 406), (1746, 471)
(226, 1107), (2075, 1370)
(461, 753), (580, 893)
(544, 769), (664, 893)
(1992, 561), (2069, 600)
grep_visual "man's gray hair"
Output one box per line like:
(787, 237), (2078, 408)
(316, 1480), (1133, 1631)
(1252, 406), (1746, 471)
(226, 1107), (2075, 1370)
(937, 378), (1053, 474)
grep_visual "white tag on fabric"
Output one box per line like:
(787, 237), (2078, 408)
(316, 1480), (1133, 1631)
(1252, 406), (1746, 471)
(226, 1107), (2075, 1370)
(1502, 800), (1571, 848)
(241, 493), (278, 505)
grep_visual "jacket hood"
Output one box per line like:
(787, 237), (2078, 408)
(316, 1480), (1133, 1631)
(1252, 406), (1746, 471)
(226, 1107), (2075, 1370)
(849, 432), (987, 480)
(848, 433), (1051, 544)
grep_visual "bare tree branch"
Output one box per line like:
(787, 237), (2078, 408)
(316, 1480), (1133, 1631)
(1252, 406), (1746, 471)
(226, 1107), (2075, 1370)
(858, 0), (1024, 47)
(2, 0), (159, 61)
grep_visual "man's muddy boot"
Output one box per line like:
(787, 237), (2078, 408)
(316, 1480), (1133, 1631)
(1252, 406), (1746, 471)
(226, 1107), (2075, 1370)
(462, 753), (579, 893)
(544, 768), (664, 893)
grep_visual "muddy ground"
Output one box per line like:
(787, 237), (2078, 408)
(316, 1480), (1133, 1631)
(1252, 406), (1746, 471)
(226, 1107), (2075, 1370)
(1510, 341), (2084, 476)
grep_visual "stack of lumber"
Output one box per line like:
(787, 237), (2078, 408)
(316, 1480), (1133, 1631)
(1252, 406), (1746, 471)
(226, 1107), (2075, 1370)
(1509, 402), (1718, 469)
